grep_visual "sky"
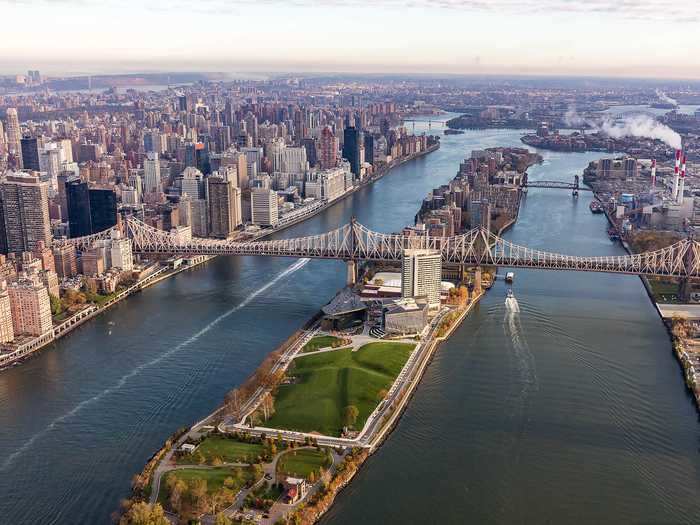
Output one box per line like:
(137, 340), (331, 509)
(1, 0), (700, 79)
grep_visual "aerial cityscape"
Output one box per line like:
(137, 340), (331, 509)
(1, 2), (699, 525)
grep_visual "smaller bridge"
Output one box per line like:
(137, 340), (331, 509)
(521, 174), (590, 195)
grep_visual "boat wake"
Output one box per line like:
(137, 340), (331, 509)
(503, 304), (538, 420)
(505, 296), (520, 313)
(0, 258), (310, 472)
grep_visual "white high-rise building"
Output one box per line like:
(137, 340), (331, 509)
(401, 249), (442, 309)
(109, 231), (134, 271)
(5, 108), (22, 164)
(143, 152), (161, 195)
(251, 187), (279, 226)
(177, 166), (204, 199)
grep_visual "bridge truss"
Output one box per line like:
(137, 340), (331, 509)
(123, 218), (700, 279)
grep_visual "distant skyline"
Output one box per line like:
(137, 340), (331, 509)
(2, 0), (700, 79)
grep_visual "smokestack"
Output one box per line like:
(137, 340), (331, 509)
(678, 154), (687, 204)
(651, 158), (656, 188)
(672, 149), (682, 200)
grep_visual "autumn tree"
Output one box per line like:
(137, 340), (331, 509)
(343, 405), (359, 428)
(118, 502), (169, 525)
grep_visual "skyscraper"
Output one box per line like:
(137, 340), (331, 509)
(88, 187), (117, 234)
(207, 176), (242, 239)
(401, 249), (442, 309)
(66, 181), (117, 237)
(5, 108), (22, 167)
(21, 136), (40, 172)
(319, 126), (339, 169)
(143, 152), (161, 195)
(342, 126), (361, 177)
(0, 174), (51, 253)
(66, 180), (92, 237)
(364, 133), (375, 165)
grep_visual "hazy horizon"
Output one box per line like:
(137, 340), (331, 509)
(2, 0), (700, 80)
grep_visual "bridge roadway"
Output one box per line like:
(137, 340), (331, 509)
(57, 217), (700, 279)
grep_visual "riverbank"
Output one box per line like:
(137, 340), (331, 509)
(593, 190), (700, 411)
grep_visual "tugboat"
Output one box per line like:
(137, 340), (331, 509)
(506, 289), (514, 299)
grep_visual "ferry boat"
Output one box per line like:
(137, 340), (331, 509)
(505, 272), (514, 283)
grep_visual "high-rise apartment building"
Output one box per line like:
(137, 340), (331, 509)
(207, 176), (242, 239)
(0, 174), (51, 254)
(319, 126), (339, 169)
(0, 281), (14, 343)
(52, 244), (78, 278)
(109, 230), (133, 271)
(7, 275), (52, 336)
(250, 187), (279, 226)
(401, 249), (442, 309)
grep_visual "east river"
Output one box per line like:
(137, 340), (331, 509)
(0, 118), (698, 524)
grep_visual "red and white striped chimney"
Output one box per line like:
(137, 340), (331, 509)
(672, 149), (682, 200)
(678, 153), (687, 204)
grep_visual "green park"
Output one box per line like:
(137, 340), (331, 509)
(265, 341), (415, 436)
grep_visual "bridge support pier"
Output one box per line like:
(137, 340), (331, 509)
(346, 260), (357, 287)
(474, 266), (482, 294)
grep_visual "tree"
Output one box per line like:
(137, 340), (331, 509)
(224, 388), (242, 420)
(343, 405), (359, 428)
(188, 478), (209, 514)
(119, 502), (169, 525)
(215, 513), (233, 525)
(376, 389), (388, 401)
(49, 294), (62, 316)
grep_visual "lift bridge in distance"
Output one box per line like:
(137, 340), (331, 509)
(56, 217), (700, 285)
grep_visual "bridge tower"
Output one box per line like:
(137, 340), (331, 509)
(346, 215), (359, 287)
(573, 175), (580, 197)
(679, 232), (696, 302)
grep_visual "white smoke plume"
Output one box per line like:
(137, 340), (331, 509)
(655, 89), (678, 106)
(563, 106), (681, 149)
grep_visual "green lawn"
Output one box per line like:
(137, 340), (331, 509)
(276, 448), (332, 478)
(158, 466), (253, 504)
(302, 335), (344, 353)
(177, 436), (264, 465)
(265, 342), (414, 436)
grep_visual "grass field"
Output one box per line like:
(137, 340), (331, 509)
(302, 335), (344, 353)
(158, 466), (253, 504)
(266, 342), (415, 436)
(176, 436), (264, 465)
(276, 448), (332, 478)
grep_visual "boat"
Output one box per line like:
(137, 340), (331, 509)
(505, 272), (514, 283)
(589, 201), (604, 214)
(608, 227), (620, 241)
(506, 289), (514, 299)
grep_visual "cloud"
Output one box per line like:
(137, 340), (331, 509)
(3, 0), (699, 22)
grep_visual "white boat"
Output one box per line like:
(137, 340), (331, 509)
(505, 272), (514, 283)
(506, 289), (514, 299)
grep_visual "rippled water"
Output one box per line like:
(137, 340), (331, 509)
(0, 119), (697, 524)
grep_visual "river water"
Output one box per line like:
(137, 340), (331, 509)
(0, 119), (698, 524)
